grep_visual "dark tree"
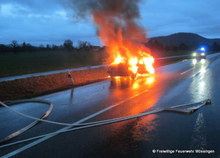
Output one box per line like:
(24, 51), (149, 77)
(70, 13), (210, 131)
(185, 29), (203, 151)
(78, 41), (92, 49)
(64, 40), (73, 51)
(11, 40), (18, 48)
(46, 44), (52, 50)
(21, 42), (28, 51)
(10, 40), (19, 53)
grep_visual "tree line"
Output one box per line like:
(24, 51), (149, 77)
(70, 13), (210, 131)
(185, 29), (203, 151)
(1, 39), (220, 57)
(0, 40), (103, 54)
(0, 40), (109, 66)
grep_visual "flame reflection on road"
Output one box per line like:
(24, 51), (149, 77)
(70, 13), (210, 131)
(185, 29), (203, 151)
(110, 75), (155, 89)
(108, 74), (163, 143)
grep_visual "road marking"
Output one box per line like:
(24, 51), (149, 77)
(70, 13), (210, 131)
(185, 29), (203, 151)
(2, 89), (149, 158)
(180, 68), (194, 75)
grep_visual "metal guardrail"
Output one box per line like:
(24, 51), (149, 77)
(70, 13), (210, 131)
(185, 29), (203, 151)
(156, 55), (190, 60)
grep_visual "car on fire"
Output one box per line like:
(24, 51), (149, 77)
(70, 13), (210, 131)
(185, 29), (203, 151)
(107, 58), (154, 79)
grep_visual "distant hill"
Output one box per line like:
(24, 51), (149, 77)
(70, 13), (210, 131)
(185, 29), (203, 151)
(149, 32), (220, 48)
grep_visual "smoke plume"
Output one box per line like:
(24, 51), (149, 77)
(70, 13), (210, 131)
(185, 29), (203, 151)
(67, 0), (151, 60)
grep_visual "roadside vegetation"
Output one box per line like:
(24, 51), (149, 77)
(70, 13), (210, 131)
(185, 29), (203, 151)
(0, 40), (108, 78)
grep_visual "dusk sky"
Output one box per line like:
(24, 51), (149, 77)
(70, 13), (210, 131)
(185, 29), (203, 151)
(0, 0), (219, 46)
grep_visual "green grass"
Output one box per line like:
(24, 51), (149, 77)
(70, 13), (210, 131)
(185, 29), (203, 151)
(0, 50), (103, 78)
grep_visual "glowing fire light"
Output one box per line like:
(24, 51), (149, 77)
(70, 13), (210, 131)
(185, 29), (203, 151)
(147, 76), (155, 84)
(110, 52), (155, 76)
(112, 56), (124, 65)
(129, 58), (138, 74)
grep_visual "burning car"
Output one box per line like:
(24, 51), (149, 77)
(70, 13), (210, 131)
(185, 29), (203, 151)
(107, 54), (155, 79)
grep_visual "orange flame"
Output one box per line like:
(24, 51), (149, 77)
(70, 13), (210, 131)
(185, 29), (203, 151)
(111, 51), (155, 76)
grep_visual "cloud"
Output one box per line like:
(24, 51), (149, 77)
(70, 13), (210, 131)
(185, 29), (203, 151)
(140, 0), (220, 38)
(0, 0), (61, 14)
(0, 0), (99, 45)
(0, 0), (220, 46)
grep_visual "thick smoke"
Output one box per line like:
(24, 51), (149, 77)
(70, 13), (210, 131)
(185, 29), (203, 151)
(67, 0), (150, 59)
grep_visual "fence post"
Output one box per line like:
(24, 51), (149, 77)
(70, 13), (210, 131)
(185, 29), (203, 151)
(67, 71), (74, 86)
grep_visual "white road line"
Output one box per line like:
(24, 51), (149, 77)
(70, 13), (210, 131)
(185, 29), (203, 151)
(180, 68), (194, 75)
(2, 89), (149, 158)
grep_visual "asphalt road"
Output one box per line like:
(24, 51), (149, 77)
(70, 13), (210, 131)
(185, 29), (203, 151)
(1, 53), (220, 158)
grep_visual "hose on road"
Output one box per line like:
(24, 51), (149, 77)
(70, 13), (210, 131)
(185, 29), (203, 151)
(0, 98), (211, 149)
(0, 99), (211, 127)
(0, 100), (53, 144)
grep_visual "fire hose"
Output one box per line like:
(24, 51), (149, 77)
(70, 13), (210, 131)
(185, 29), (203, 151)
(0, 98), (211, 149)
(0, 100), (53, 144)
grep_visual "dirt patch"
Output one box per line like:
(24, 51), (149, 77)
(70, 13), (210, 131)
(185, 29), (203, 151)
(0, 67), (109, 101)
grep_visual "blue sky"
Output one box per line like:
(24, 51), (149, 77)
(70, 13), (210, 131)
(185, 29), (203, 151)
(0, 0), (219, 46)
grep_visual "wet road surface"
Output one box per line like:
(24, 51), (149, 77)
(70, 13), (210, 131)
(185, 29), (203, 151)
(0, 54), (220, 158)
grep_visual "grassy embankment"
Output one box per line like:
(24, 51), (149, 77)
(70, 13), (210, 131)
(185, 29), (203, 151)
(0, 67), (109, 101)
(0, 49), (106, 78)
